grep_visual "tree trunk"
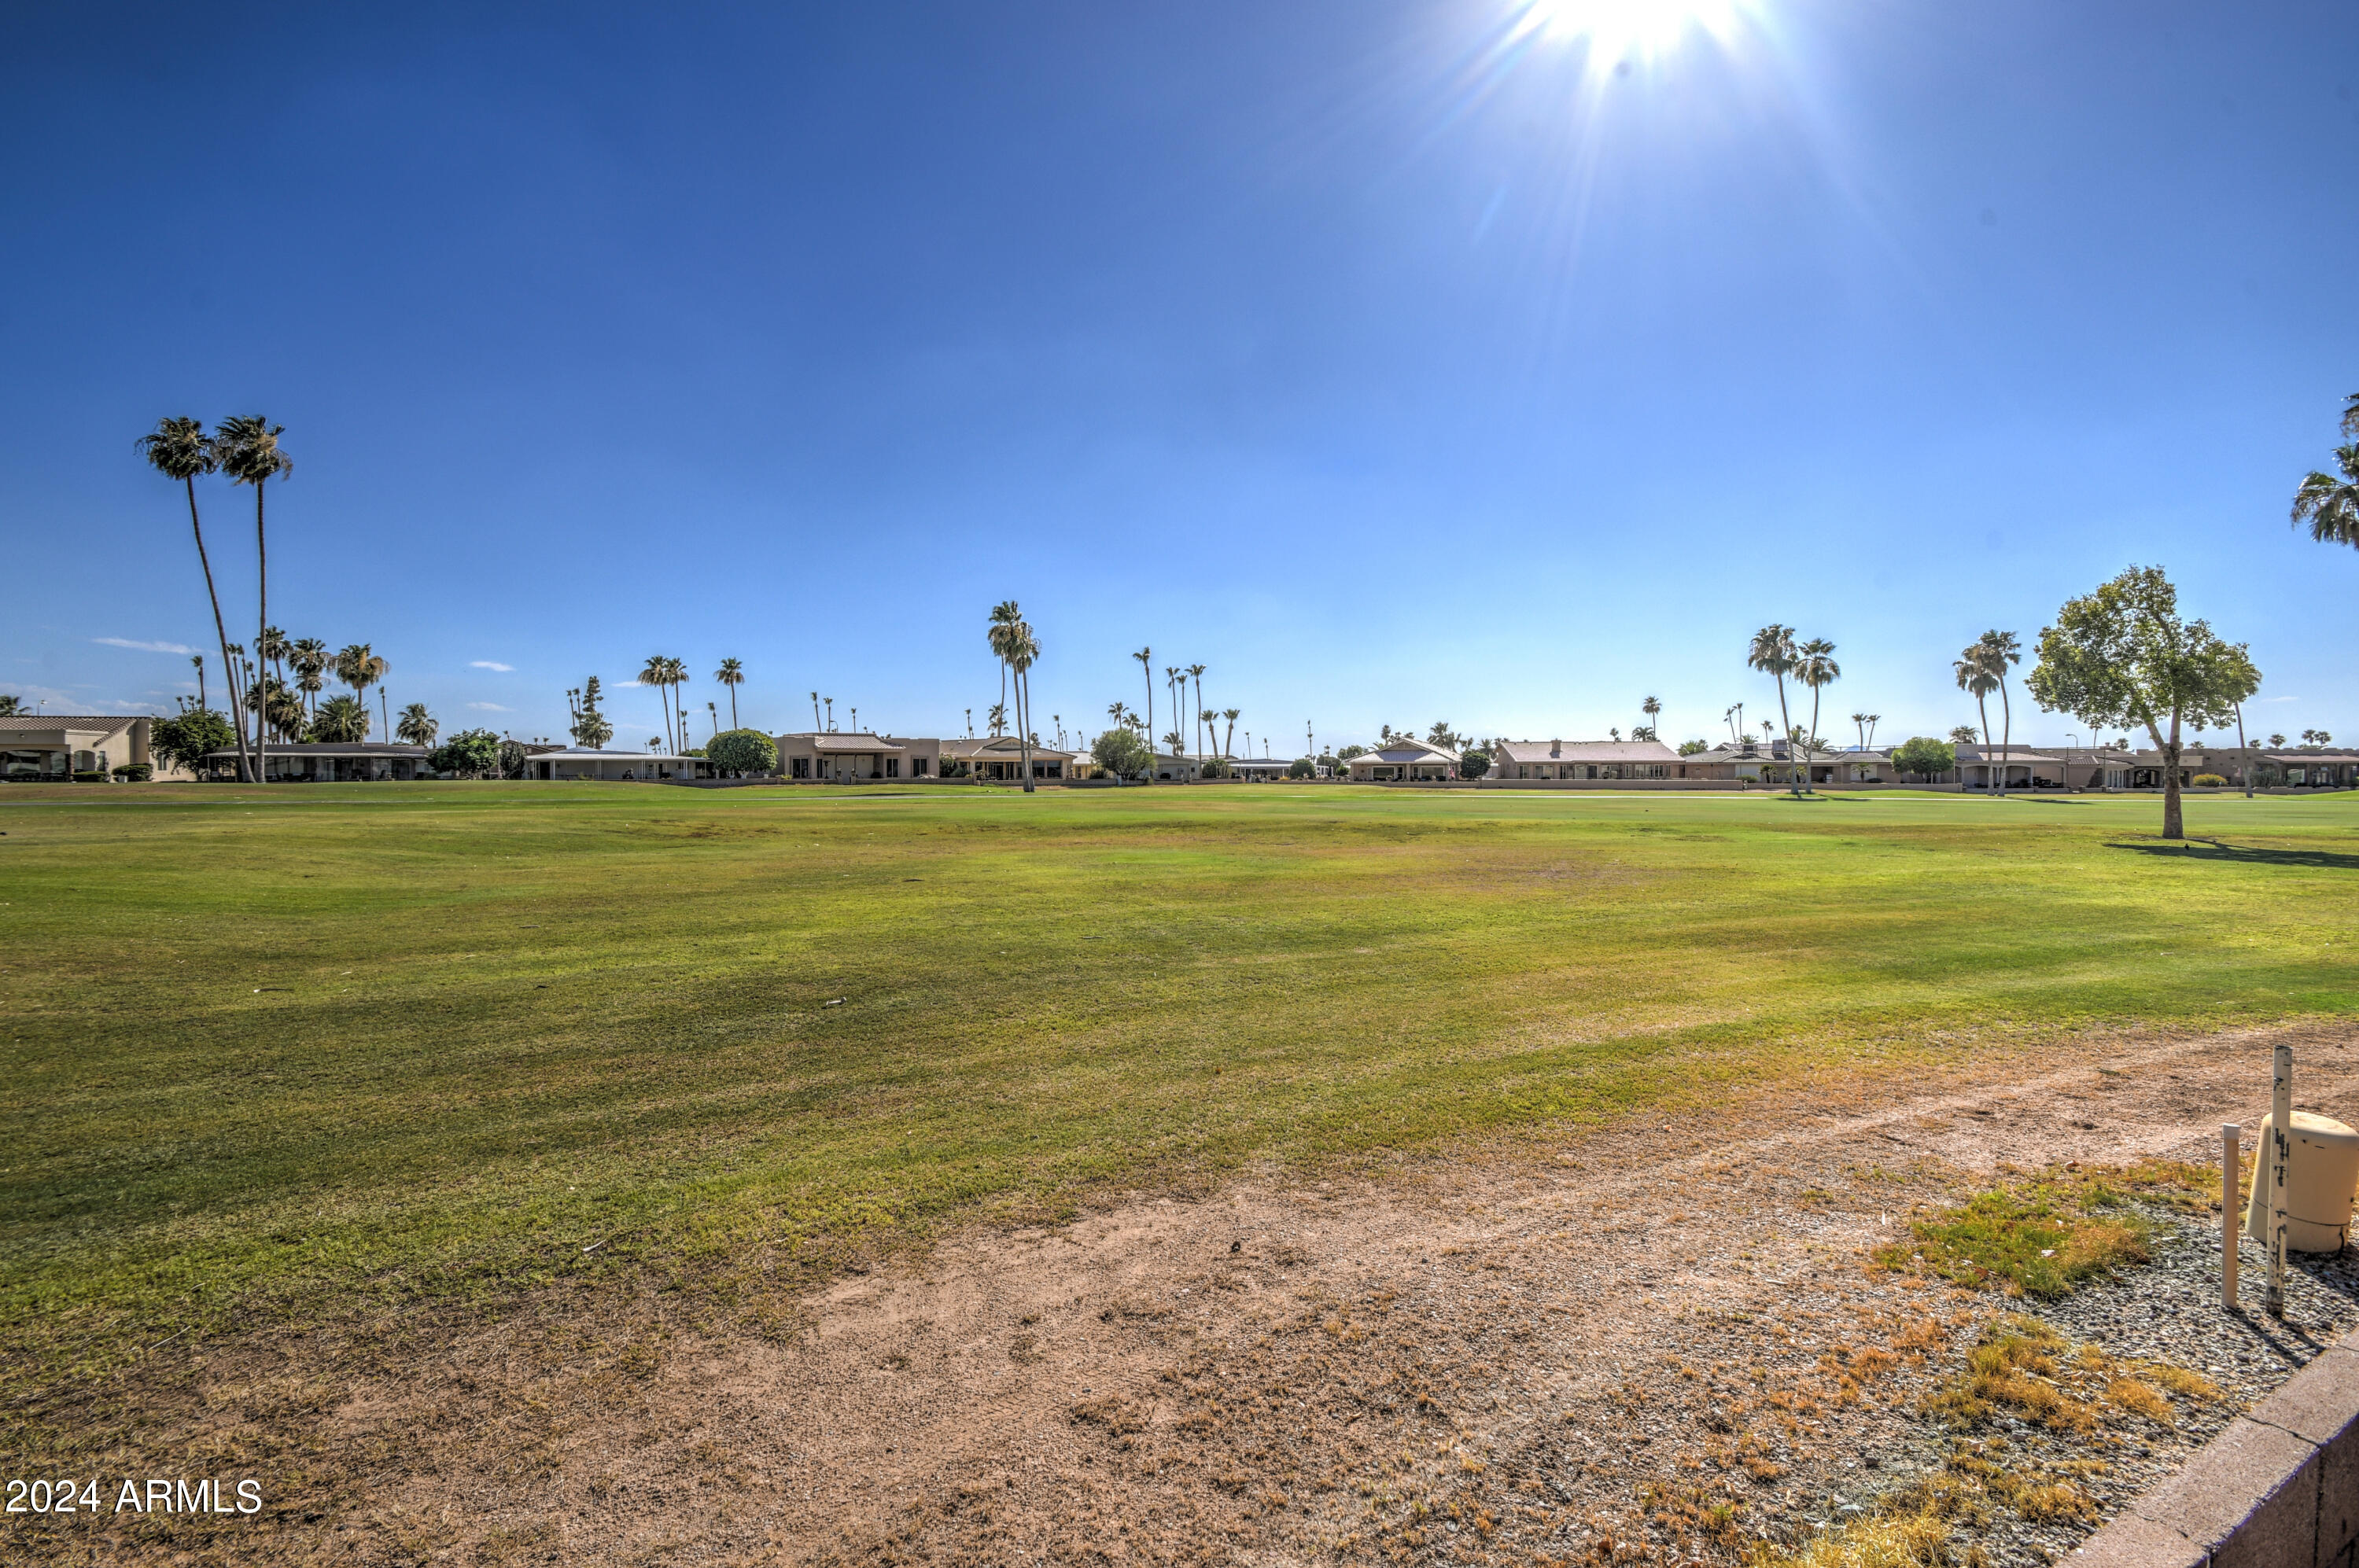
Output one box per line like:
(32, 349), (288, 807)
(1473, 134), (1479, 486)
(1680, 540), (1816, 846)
(1996, 679), (2012, 797)
(255, 484), (268, 783)
(2162, 735), (2184, 839)
(185, 477), (249, 782)
(730, 688), (739, 730)
(1141, 669), (1153, 782)
(1773, 676), (1797, 794)
(1018, 668), (1035, 793)
(1976, 697), (1992, 793)
(1804, 686), (1823, 793)
(2235, 704), (2252, 799)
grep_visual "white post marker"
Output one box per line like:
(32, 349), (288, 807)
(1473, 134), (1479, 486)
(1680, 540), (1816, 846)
(2221, 1123), (2239, 1309)
(2268, 1042), (2292, 1319)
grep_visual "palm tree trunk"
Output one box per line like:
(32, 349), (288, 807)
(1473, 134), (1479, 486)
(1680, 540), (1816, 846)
(1018, 668), (1035, 793)
(184, 477), (250, 782)
(1804, 686), (1823, 793)
(729, 687), (739, 729)
(1141, 668), (1153, 782)
(1772, 675), (1797, 794)
(1976, 697), (1992, 793)
(1996, 679), (2012, 797)
(254, 484), (268, 783)
(2236, 703), (2253, 798)
(380, 688), (390, 745)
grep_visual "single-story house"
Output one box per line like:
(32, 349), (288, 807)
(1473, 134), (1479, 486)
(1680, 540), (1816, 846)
(1673, 740), (1890, 784)
(0, 714), (170, 780)
(197, 742), (431, 781)
(1952, 745), (2068, 790)
(521, 748), (706, 782)
(939, 735), (1079, 782)
(1346, 739), (1460, 781)
(1491, 738), (1682, 782)
(776, 731), (944, 781)
(1228, 756), (1292, 781)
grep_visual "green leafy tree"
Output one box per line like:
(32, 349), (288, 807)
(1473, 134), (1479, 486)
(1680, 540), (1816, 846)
(497, 739), (533, 779)
(1458, 746), (1491, 778)
(430, 728), (503, 778)
(1892, 736), (1956, 782)
(707, 728), (779, 777)
(1335, 744), (1366, 763)
(308, 694), (370, 743)
(2290, 392), (2359, 550)
(1287, 756), (1316, 778)
(138, 417), (250, 781)
(152, 708), (238, 775)
(2026, 565), (2260, 840)
(1090, 726), (1152, 782)
(395, 702), (438, 747)
(568, 675), (614, 749)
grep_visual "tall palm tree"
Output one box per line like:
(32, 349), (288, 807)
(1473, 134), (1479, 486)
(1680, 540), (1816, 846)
(396, 702), (438, 747)
(1223, 708), (1240, 757)
(715, 658), (744, 728)
(215, 417), (290, 781)
(1132, 647), (1154, 778)
(1163, 667), (1181, 761)
(1007, 621), (1040, 792)
(335, 644), (385, 738)
(1975, 630), (2021, 797)
(290, 638), (330, 719)
(1188, 664), (1207, 757)
(639, 655), (676, 753)
(2291, 393), (2359, 549)
(1746, 625), (1799, 793)
(810, 690), (821, 731)
(190, 653), (208, 712)
(1642, 695), (1661, 740)
(1795, 639), (1840, 792)
(138, 418), (249, 780)
(1851, 711), (1871, 750)
(1954, 646), (2000, 793)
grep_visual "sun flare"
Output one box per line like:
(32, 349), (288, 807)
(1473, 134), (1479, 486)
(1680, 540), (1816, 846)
(1515, 0), (1749, 63)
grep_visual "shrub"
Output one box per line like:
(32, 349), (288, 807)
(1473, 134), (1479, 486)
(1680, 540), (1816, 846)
(72, 771), (109, 782)
(1197, 756), (1229, 779)
(150, 708), (237, 775)
(1892, 736), (1957, 780)
(706, 729), (778, 776)
(1458, 748), (1491, 779)
(1090, 727), (1152, 781)
(497, 740), (533, 780)
(429, 729), (504, 780)
(111, 763), (153, 782)
(1287, 756), (1315, 779)
(2191, 773), (2226, 787)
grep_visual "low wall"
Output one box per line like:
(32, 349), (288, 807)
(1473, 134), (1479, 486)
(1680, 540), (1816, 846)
(2076, 1327), (2358, 1567)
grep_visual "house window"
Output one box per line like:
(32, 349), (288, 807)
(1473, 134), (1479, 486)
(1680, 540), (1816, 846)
(912, 757), (927, 775)
(886, 757), (900, 778)
(791, 756), (809, 778)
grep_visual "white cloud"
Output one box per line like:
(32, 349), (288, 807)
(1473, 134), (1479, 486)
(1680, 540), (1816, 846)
(94, 637), (198, 655)
(2258, 695), (2298, 705)
(470, 660), (515, 672)
(466, 701), (513, 712)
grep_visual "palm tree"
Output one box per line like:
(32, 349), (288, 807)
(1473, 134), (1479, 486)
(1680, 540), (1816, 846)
(810, 691), (822, 731)
(1007, 621), (1040, 792)
(1975, 630), (2021, 797)
(989, 702), (1008, 737)
(1132, 647), (1154, 778)
(256, 626), (291, 705)
(1223, 707), (1240, 757)
(1746, 626), (1799, 793)
(2270, 733), (2287, 748)
(215, 416), (290, 781)
(1792, 639), (1840, 791)
(824, 697), (834, 731)
(1954, 646), (2000, 793)
(334, 644), (386, 738)
(2291, 393), (2359, 549)
(396, 702), (438, 747)
(1642, 695), (1661, 740)
(640, 656), (677, 753)
(1851, 711), (1870, 751)
(138, 418), (249, 780)
(1188, 664), (1207, 757)
(190, 653), (208, 712)
(1053, 713), (1064, 747)
(716, 658), (745, 728)
(290, 638), (330, 719)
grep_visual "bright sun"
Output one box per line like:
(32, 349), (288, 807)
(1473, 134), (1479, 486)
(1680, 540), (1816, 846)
(1515, 0), (1746, 61)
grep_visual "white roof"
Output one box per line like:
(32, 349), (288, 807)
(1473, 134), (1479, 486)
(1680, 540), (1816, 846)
(533, 749), (697, 761)
(1352, 738), (1459, 764)
(1494, 738), (1680, 765)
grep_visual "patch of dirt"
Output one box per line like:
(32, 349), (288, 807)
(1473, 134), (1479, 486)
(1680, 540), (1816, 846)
(13, 1024), (2359, 1567)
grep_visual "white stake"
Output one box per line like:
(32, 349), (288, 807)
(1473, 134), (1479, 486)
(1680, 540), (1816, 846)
(2268, 1043), (2291, 1319)
(2221, 1123), (2239, 1310)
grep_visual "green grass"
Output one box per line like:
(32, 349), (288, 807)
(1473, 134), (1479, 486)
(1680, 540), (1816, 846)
(1878, 1161), (2210, 1298)
(2, 782), (2353, 1376)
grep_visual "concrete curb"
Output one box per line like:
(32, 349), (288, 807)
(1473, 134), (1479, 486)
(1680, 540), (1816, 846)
(2073, 1331), (2359, 1567)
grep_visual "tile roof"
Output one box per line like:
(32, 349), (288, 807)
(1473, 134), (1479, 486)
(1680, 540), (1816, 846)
(0, 714), (151, 731)
(1493, 738), (1681, 764)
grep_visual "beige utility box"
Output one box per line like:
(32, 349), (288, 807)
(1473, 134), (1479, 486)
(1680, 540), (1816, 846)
(2243, 1111), (2359, 1253)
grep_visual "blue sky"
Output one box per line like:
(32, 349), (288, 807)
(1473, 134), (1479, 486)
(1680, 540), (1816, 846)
(5, 1), (2354, 753)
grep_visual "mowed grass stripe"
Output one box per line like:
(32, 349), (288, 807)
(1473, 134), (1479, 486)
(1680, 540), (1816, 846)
(0, 782), (2353, 1371)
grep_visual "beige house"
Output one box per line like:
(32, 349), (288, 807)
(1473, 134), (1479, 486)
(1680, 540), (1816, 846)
(1675, 740), (1893, 785)
(774, 732), (943, 781)
(0, 714), (168, 781)
(202, 742), (434, 781)
(1491, 738), (1680, 782)
(1345, 738), (1460, 781)
(520, 748), (706, 782)
(941, 735), (1080, 782)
